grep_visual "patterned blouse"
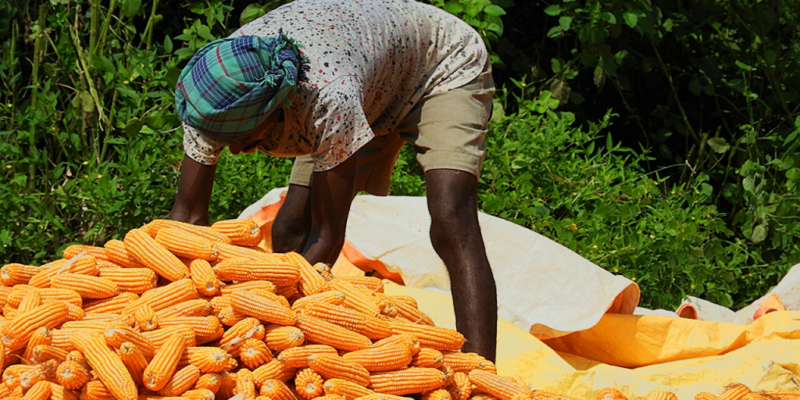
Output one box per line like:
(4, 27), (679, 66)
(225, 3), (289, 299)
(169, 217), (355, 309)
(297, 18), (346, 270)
(183, 0), (488, 171)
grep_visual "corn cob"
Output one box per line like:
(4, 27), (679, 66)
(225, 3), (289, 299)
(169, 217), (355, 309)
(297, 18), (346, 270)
(144, 220), (232, 244)
(8, 286), (82, 307)
(329, 280), (380, 316)
(295, 314), (372, 351)
(159, 316), (223, 344)
(249, 289), (291, 308)
(216, 372), (237, 399)
(220, 318), (265, 356)
(240, 338), (274, 369)
(275, 344), (337, 369)
(49, 383), (79, 400)
(374, 333), (420, 356)
(423, 389), (453, 400)
(441, 352), (494, 373)
(66, 350), (87, 367)
(22, 327), (52, 362)
(17, 364), (48, 390)
(118, 341), (148, 387)
(53, 300), (86, 321)
(143, 325), (197, 350)
(155, 228), (220, 261)
(104, 239), (147, 268)
(216, 242), (285, 262)
(253, 359), (296, 383)
(96, 259), (125, 269)
(439, 364), (455, 386)
(646, 390), (678, 400)
(389, 295), (417, 308)
(81, 380), (115, 400)
(259, 379), (296, 400)
(448, 372), (472, 400)
(388, 320), (464, 351)
(284, 252), (329, 296)
(373, 294), (399, 317)
(292, 291), (346, 312)
(2, 301), (69, 350)
(718, 385), (751, 400)
(194, 373), (222, 393)
(182, 389), (217, 400)
(759, 390), (800, 400)
(84, 292), (139, 314)
(218, 306), (249, 326)
(23, 380), (51, 400)
(143, 333), (187, 391)
(220, 281), (277, 296)
(123, 279), (198, 316)
(369, 368), (448, 396)
(411, 348), (445, 368)
(28, 257), (97, 288)
(156, 299), (212, 319)
(294, 368), (324, 399)
(324, 378), (375, 399)
(211, 219), (263, 246)
(17, 290), (41, 313)
(392, 300), (434, 326)
(692, 394), (717, 400)
(183, 346), (233, 373)
(3, 364), (33, 389)
(338, 277), (384, 293)
(215, 258), (300, 286)
(157, 365), (202, 397)
(50, 273), (118, 299)
(70, 331), (137, 400)
(355, 395), (415, 400)
(63, 244), (108, 260)
(99, 267), (159, 294)
(230, 291), (297, 326)
(31, 344), (68, 363)
(264, 325), (305, 352)
(1, 263), (40, 286)
(343, 343), (413, 372)
(0, 382), (11, 399)
(312, 263), (334, 282)
(56, 360), (90, 390)
(275, 284), (299, 300)
(235, 369), (258, 400)
(300, 301), (390, 340)
(124, 229), (190, 281)
(103, 320), (156, 356)
(189, 260), (221, 296)
(308, 353), (371, 387)
(467, 370), (533, 400)
(0, 286), (11, 308)
(135, 303), (159, 331)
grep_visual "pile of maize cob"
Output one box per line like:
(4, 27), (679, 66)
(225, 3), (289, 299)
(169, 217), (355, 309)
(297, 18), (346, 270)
(0, 219), (797, 400)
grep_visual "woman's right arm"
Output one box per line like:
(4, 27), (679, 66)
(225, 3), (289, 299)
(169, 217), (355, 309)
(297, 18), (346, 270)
(168, 154), (217, 226)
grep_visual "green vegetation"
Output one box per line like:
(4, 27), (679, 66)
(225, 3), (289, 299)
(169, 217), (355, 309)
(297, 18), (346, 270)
(1, 0), (798, 310)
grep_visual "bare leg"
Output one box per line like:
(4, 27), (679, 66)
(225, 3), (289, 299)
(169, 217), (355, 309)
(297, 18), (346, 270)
(426, 169), (497, 361)
(272, 184), (313, 253)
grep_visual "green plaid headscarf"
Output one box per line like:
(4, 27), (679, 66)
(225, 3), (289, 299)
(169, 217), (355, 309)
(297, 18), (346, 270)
(175, 33), (303, 143)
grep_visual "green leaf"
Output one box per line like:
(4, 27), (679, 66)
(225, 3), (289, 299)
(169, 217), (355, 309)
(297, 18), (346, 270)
(787, 168), (800, 180)
(483, 4), (506, 16)
(689, 79), (702, 96)
(570, 91), (585, 105)
(123, 0), (141, 18)
(80, 91), (95, 113)
(125, 118), (144, 137)
(742, 176), (755, 193)
(622, 12), (638, 28)
(443, 1), (464, 14)
(751, 224), (767, 243)
(707, 137), (731, 154)
(544, 5), (561, 16)
(163, 35), (173, 53)
(547, 26), (564, 38)
(559, 16), (573, 31)
(551, 58), (564, 74)
(240, 3), (268, 25)
(601, 12), (616, 24)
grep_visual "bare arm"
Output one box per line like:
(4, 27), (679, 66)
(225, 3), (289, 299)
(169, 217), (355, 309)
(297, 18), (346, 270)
(168, 154), (217, 226)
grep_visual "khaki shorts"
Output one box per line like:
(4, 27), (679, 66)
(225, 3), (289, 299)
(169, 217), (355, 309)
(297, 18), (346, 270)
(289, 63), (495, 196)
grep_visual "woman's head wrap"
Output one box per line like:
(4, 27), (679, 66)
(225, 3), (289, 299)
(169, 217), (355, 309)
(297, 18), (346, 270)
(175, 32), (303, 144)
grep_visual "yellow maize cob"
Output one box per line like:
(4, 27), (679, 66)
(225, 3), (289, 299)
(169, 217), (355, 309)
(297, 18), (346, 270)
(235, 369), (258, 400)
(218, 306), (248, 326)
(329, 280), (380, 316)
(314, 264), (335, 283)
(323, 378), (374, 399)
(388, 320), (464, 351)
(156, 299), (212, 319)
(29, 256), (99, 288)
(144, 219), (232, 244)
(370, 368), (448, 396)
(220, 281), (277, 295)
(189, 260), (221, 296)
(0, 286), (11, 308)
(17, 363), (49, 390)
(3, 364), (33, 389)
(448, 372), (472, 400)
(308, 353), (371, 387)
(8, 286), (82, 307)
(99, 267), (159, 294)
(9, 386), (24, 398)
(61, 320), (109, 331)
(22, 326), (52, 362)
(211, 219), (263, 246)
(143, 325), (197, 350)
(373, 294), (398, 317)
(214, 372), (237, 400)
(392, 300), (434, 326)
(439, 364), (455, 386)
(758, 390), (800, 400)
(295, 368), (324, 399)
(84, 292), (139, 314)
(215, 258), (300, 286)
(70, 331), (137, 400)
(143, 333), (187, 391)
(275, 284), (299, 300)
(157, 365), (201, 397)
(693, 394), (717, 400)
(468, 370), (532, 400)
(253, 359), (296, 383)
(54, 300), (86, 321)
(2, 302), (69, 350)
(194, 373), (222, 393)
(103, 320), (156, 356)
(718, 385), (751, 400)
(316, 396), (348, 400)
(338, 277), (384, 294)
(160, 316), (223, 345)
(81, 380), (116, 400)
(285, 252), (329, 296)
(343, 343), (413, 372)
(646, 390), (678, 400)
(63, 244), (109, 261)
(66, 350), (87, 366)
(23, 380), (51, 400)
(155, 228), (220, 261)
(56, 360), (90, 390)
(181, 389), (216, 400)
(374, 333), (420, 355)
(49, 383), (79, 400)
(124, 229), (190, 281)
(3, 304), (18, 319)
(31, 344), (68, 363)
(119, 341), (148, 387)
(220, 318), (265, 356)
(250, 289), (291, 308)
(264, 325), (305, 352)
(390, 296), (417, 309)
(96, 259), (125, 269)
(441, 352), (494, 373)
(50, 273), (118, 299)
(136, 303), (159, 331)
(277, 344), (338, 369)
(231, 291), (296, 326)
(123, 279), (198, 316)
(597, 389), (627, 400)
(186, 346), (234, 373)
(295, 315), (372, 351)
(739, 395), (773, 400)
(355, 395), (414, 400)
(259, 379), (295, 400)
(301, 302), (389, 340)
(423, 389), (453, 400)
(17, 290), (41, 314)
(413, 348), (445, 369)
(1, 263), (40, 286)
(292, 291), (346, 312)
(240, 338), (274, 369)
(216, 242), (285, 262)
(104, 239), (147, 268)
